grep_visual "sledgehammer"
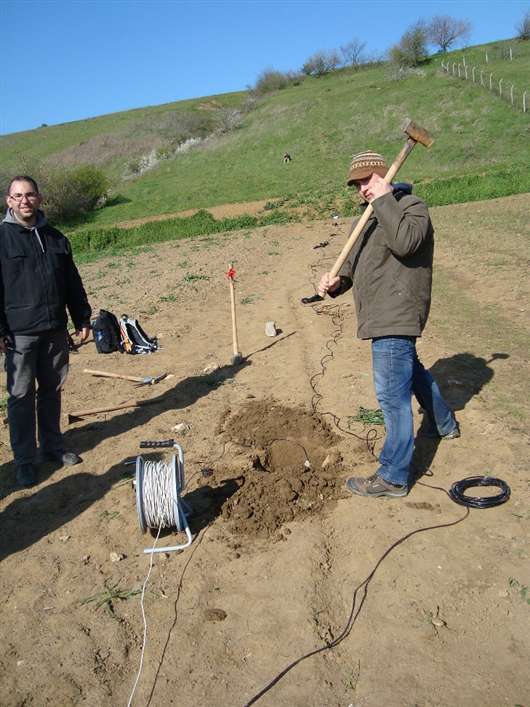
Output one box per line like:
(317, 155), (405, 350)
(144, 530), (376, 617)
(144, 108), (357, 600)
(301, 118), (434, 304)
(83, 369), (168, 387)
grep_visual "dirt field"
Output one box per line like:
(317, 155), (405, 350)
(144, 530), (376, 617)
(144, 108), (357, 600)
(1, 193), (529, 707)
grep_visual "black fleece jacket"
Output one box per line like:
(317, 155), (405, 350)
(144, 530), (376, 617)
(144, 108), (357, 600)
(0, 211), (91, 337)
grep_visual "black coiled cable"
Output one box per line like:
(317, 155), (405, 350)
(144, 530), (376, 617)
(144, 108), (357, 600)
(449, 475), (511, 509)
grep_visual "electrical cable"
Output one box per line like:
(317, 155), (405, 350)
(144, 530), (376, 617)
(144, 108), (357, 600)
(449, 475), (510, 508)
(307, 300), (382, 458)
(141, 460), (180, 529)
(127, 525), (162, 707)
(244, 503), (470, 706)
(135, 454), (193, 554)
(145, 526), (210, 707)
(242, 238), (513, 706)
(302, 243), (384, 459)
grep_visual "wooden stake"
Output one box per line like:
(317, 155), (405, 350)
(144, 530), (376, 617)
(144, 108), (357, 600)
(227, 264), (242, 363)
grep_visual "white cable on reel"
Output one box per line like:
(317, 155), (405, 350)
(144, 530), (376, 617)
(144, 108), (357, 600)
(135, 441), (193, 554)
(127, 440), (194, 706)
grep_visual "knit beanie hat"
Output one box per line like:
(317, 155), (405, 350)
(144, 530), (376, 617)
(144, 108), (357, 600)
(346, 150), (388, 185)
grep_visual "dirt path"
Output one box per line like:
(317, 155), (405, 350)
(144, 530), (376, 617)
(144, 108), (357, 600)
(1, 195), (529, 706)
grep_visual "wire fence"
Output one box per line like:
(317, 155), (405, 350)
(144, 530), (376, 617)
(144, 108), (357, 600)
(440, 58), (528, 114)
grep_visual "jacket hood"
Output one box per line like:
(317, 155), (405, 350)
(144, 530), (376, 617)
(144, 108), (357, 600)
(2, 208), (48, 229)
(392, 182), (413, 196)
(359, 182), (413, 211)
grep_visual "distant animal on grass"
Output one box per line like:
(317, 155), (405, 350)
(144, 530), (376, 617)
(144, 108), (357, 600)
(283, 152), (292, 163)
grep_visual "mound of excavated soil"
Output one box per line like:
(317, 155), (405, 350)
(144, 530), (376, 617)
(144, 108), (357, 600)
(209, 400), (346, 538)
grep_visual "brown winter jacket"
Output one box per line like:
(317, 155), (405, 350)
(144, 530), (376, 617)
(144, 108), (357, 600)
(331, 188), (434, 339)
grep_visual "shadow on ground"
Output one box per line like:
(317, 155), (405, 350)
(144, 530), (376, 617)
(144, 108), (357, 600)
(0, 363), (248, 560)
(411, 351), (508, 482)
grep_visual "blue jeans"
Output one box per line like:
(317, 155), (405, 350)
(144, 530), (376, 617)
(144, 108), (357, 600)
(371, 336), (456, 487)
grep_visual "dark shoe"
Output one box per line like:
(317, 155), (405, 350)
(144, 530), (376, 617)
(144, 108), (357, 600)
(16, 464), (38, 487)
(346, 473), (408, 498)
(422, 423), (460, 440)
(42, 451), (82, 466)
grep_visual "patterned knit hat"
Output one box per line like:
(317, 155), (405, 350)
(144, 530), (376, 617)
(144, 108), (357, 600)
(346, 150), (388, 185)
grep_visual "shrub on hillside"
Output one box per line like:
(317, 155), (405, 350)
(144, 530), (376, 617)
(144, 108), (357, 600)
(253, 69), (290, 95)
(152, 110), (215, 145)
(387, 65), (426, 81)
(390, 22), (429, 67)
(301, 50), (340, 77)
(43, 165), (110, 222)
(215, 108), (243, 133)
(252, 69), (303, 95)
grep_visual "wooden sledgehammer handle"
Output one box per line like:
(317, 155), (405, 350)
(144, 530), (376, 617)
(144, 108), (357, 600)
(83, 369), (144, 382)
(67, 398), (153, 422)
(329, 119), (433, 280)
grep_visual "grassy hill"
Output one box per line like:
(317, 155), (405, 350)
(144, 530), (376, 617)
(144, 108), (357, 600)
(1, 38), (529, 232)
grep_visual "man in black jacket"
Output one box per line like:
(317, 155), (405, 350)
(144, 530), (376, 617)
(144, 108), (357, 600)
(1, 176), (92, 487)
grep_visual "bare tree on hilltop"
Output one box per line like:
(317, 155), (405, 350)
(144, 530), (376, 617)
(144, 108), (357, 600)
(515, 9), (530, 40)
(428, 15), (471, 52)
(340, 38), (366, 68)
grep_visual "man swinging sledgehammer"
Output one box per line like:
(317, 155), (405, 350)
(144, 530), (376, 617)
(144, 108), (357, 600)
(318, 148), (460, 498)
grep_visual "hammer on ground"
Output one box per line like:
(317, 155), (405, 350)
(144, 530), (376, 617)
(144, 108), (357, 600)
(301, 118), (434, 304)
(83, 369), (168, 387)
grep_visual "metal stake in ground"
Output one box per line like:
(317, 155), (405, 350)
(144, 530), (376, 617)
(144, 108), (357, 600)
(226, 264), (242, 365)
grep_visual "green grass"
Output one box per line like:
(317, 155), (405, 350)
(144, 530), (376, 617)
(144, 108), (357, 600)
(240, 294), (260, 305)
(182, 273), (209, 283)
(508, 577), (530, 606)
(349, 407), (385, 426)
(1, 38), (529, 231)
(71, 208), (294, 262)
(81, 580), (141, 611)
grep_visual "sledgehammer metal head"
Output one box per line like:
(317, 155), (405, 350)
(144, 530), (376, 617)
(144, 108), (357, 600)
(401, 118), (434, 149)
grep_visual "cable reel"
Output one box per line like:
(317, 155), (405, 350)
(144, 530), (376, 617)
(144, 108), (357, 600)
(135, 439), (193, 554)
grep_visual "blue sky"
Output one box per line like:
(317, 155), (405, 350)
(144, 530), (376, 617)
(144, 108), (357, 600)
(1, 0), (528, 135)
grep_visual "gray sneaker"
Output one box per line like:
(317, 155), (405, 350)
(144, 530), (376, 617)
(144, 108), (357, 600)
(42, 451), (82, 466)
(346, 473), (408, 498)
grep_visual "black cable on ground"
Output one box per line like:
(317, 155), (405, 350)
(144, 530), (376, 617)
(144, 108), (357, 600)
(449, 475), (510, 508)
(145, 526), (210, 706)
(243, 473), (512, 705)
(307, 300), (382, 459)
(243, 503), (470, 706)
(242, 241), (513, 706)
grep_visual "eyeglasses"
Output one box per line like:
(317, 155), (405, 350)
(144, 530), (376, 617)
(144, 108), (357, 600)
(8, 191), (39, 202)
